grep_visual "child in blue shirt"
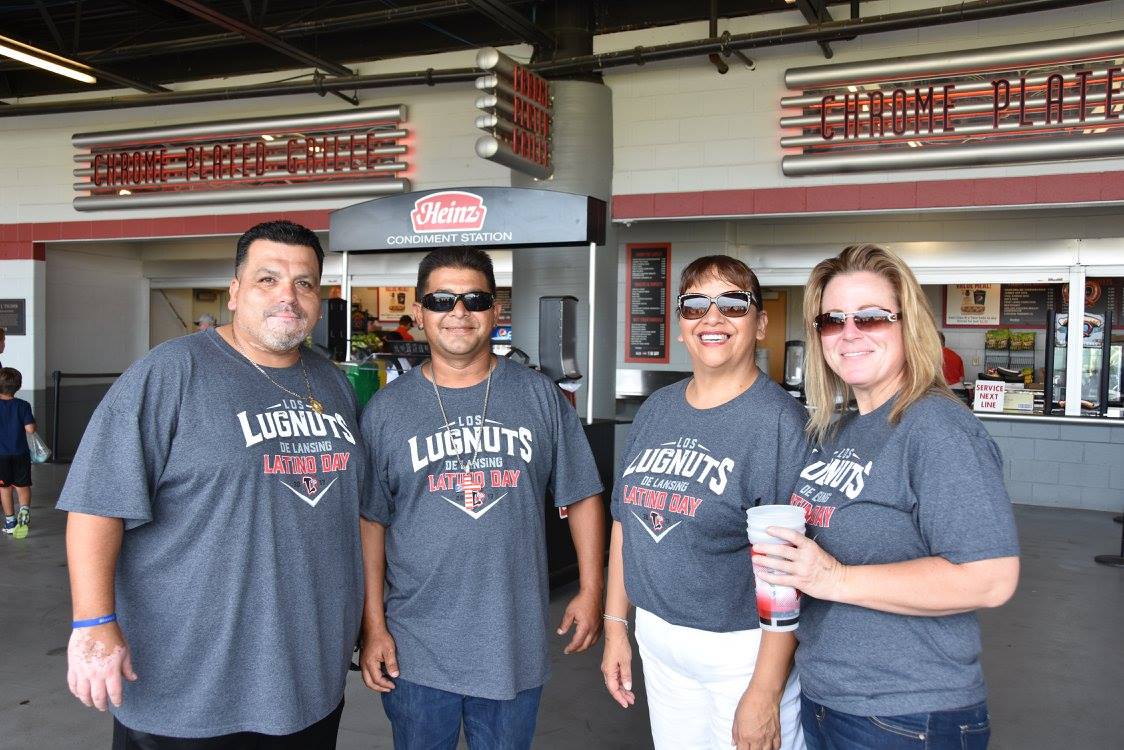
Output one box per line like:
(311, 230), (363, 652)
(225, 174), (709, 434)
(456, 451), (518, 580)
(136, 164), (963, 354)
(0, 367), (37, 538)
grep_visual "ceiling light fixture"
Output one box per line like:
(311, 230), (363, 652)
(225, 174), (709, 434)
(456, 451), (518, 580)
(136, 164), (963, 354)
(0, 34), (96, 84)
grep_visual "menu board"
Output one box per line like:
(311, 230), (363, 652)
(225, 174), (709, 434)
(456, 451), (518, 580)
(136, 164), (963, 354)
(944, 284), (1001, 326)
(377, 286), (416, 322)
(947, 279), (1121, 329)
(999, 284), (1059, 327)
(0, 299), (26, 336)
(625, 244), (671, 363)
(1059, 277), (1122, 329)
(1078, 278), (1120, 321)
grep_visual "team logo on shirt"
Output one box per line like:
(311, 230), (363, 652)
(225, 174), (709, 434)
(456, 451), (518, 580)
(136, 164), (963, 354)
(409, 417), (533, 473)
(619, 436), (729, 544)
(417, 415), (530, 520)
(240, 399), (355, 510)
(622, 438), (734, 495)
(630, 510), (683, 543)
(436, 472), (509, 519)
(798, 446), (870, 500)
(790, 446), (866, 528)
(279, 476), (339, 508)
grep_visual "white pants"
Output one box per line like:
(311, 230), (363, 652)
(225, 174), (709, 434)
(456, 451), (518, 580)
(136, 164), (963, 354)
(635, 608), (805, 750)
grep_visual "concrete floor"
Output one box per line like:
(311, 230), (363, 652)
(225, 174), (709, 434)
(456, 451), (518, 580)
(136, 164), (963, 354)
(2, 463), (1121, 749)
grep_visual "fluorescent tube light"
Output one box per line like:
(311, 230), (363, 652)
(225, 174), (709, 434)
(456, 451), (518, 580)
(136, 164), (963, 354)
(0, 34), (96, 84)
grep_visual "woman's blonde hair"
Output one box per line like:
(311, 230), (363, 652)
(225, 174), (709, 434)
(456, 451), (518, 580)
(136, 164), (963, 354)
(803, 244), (956, 443)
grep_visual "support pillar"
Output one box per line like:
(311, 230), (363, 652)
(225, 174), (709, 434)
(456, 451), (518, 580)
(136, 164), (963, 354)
(510, 79), (616, 420)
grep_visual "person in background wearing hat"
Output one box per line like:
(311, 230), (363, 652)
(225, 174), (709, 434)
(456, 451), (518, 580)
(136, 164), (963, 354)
(394, 315), (415, 341)
(195, 313), (217, 332)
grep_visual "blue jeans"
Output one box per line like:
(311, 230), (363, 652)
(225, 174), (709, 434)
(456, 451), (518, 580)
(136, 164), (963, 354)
(801, 694), (991, 750)
(381, 678), (542, 750)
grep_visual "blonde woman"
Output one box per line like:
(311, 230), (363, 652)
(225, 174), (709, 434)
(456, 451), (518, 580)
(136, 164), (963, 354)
(753, 245), (1020, 749)
(602, 256), (806, 750)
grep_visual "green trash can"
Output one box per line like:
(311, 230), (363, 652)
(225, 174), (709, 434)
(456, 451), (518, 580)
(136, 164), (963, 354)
(340, 361), (380, 409)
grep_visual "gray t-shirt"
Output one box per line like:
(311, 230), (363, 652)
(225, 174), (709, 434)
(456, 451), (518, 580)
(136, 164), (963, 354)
(361, 357), (603, 700)
(791, 394), (1020, 717)
(611, 373), (810, 632)
(57, 329), (365, 737)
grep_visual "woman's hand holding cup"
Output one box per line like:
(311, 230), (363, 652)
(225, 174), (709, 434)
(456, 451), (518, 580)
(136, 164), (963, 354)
(752, 527), (847, 603)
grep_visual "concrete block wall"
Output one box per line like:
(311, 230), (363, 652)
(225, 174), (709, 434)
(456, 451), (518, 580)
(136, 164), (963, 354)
(984, 419), (1124, 512)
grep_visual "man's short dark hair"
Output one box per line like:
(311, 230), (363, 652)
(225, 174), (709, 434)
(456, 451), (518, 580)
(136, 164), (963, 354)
(235, 220), (324, 277)
(417, 247), (496, 295)
(0, 367), (22, 395)
(399, 315), (413, 326)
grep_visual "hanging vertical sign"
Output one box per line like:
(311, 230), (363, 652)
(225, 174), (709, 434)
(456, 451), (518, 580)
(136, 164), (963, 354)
(473, 47), (553, 180)
(625, 244), (671, 364)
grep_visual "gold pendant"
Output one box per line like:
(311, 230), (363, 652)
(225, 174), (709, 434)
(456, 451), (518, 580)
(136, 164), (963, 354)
(309, 397), (324, 413)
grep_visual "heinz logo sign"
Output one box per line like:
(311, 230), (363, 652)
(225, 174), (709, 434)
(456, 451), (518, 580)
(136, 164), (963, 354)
(410, 190), (487, 233)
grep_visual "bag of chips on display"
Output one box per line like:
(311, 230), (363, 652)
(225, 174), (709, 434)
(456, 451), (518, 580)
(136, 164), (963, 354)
(985, 328), (1011, 350)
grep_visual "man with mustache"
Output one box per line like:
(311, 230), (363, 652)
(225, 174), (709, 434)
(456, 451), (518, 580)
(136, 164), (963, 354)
(358, 246), (605, 749)
(57, 221), (366, 749)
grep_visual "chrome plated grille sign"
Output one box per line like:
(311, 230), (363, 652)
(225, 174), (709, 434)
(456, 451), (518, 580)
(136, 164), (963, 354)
(72, 106), (410, 210)
(781, 32), (1124, 176)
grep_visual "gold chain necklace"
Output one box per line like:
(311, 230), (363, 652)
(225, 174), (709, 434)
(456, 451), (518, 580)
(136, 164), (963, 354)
(230, 332), (324, 413)
(429, 357), (493, 473)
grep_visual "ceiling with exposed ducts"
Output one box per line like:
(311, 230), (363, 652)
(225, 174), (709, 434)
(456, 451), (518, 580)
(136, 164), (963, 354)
(0, 1), (1102, 115)
(0, 1), (857, 101)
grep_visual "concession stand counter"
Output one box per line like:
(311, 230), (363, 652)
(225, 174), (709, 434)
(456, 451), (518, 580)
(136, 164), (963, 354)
(329, 186), (612, 586)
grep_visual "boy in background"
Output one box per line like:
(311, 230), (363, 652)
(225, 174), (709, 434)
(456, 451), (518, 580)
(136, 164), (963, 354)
(0, 367), (36, 538)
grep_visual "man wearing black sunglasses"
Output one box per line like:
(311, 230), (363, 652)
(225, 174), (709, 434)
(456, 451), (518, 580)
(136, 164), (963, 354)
(358, 247), (606, 749)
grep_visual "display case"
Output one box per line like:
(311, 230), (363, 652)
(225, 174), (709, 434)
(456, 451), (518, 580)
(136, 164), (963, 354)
(1047, 310), (1120, 414)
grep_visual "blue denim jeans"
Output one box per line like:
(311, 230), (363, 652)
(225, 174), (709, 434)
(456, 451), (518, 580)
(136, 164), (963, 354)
(801, 694), (991, 750)
(381, 678), (543, 750)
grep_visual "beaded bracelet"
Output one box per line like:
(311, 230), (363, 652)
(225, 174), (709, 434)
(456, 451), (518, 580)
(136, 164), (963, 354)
(602, 613), (629, 629)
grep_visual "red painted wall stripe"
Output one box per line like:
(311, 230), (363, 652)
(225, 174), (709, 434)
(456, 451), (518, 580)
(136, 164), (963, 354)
(613, 170), (1124, 220)
(1, 173), (1122, 244)
(0, 209), (332, 247)
(0, 242), (45, 261)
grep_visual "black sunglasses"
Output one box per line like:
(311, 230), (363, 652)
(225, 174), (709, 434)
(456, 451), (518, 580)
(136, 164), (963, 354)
(813, 308), (901, 335)
(677, 291), (757, 320)
(420, 291), (496, 313)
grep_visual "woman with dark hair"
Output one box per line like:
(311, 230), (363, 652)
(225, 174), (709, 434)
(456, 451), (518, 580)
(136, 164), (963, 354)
(753, 244), (1020, 749)
(602, 255), (807, 750)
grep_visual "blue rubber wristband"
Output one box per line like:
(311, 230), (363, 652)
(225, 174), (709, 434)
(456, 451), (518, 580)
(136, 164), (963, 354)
(72, 613), (117, 629)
